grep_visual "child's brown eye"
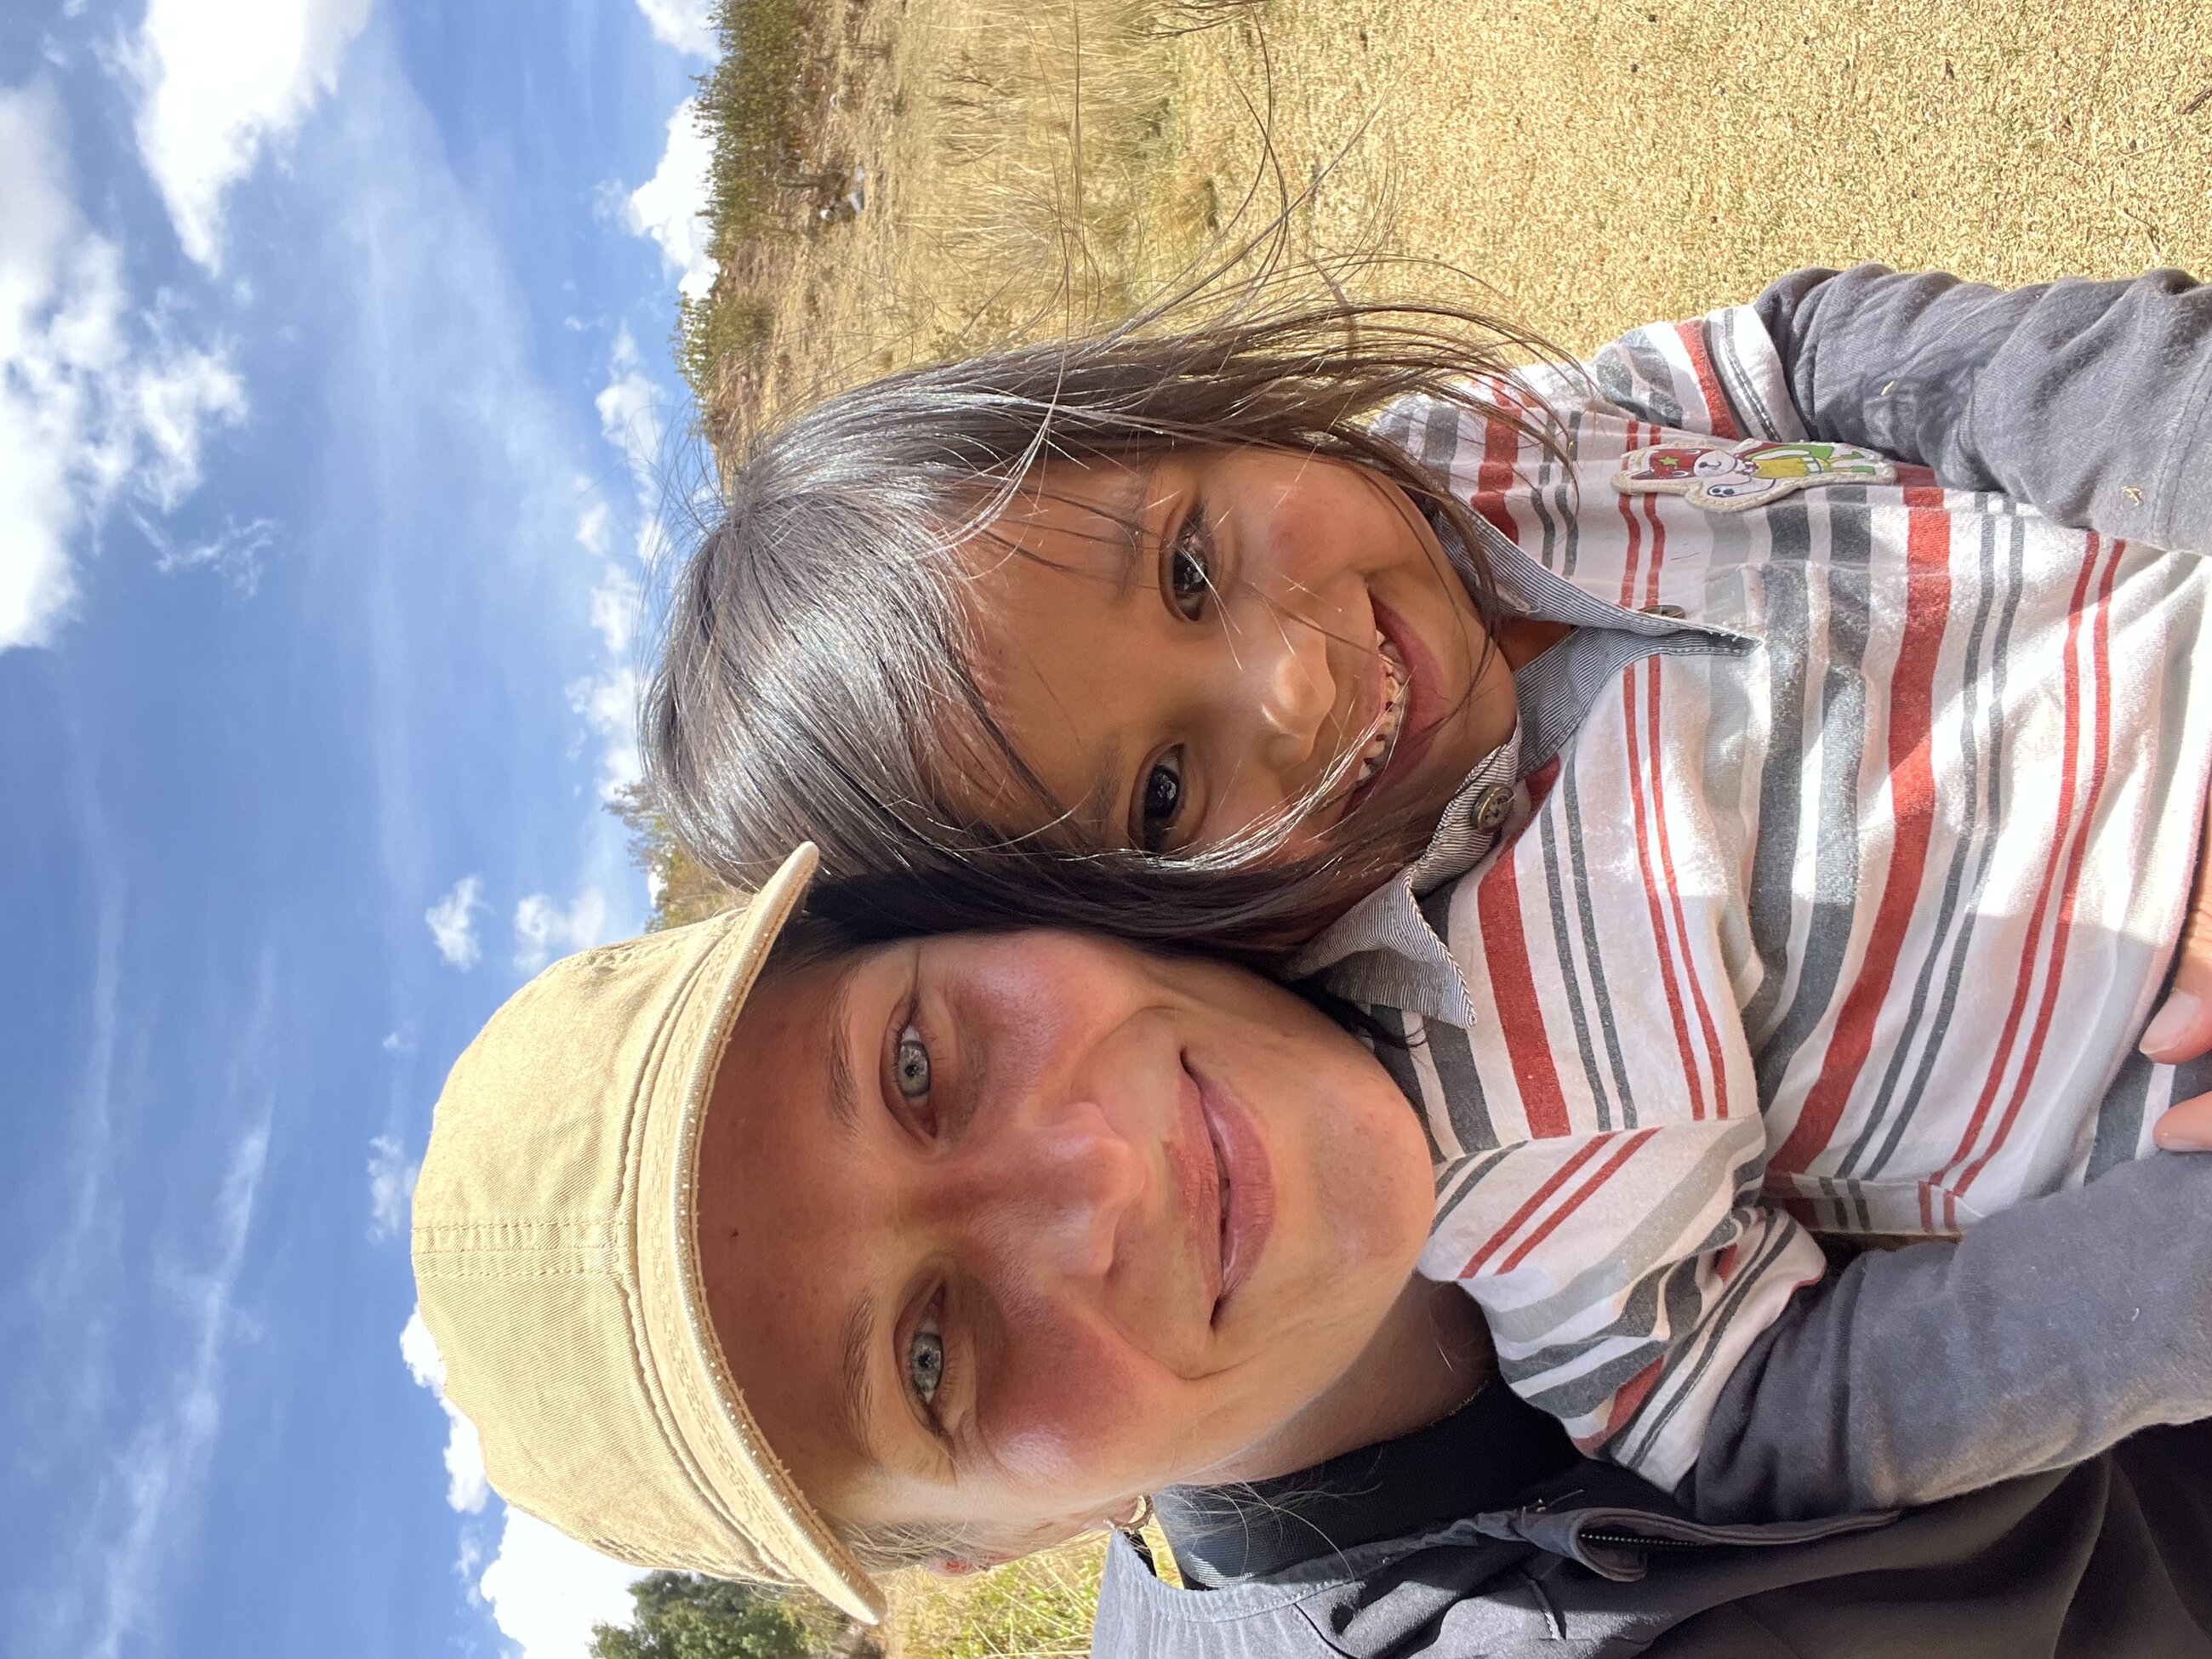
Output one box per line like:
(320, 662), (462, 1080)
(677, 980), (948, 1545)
(1140, 750), (1184, 849)
(1168, 508), (1211, 620)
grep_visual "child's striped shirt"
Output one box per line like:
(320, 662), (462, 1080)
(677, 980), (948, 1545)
(1302, 300), (2212, 1493)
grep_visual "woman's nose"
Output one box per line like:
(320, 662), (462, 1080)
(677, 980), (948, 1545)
(938, 1096), (1146, 1281)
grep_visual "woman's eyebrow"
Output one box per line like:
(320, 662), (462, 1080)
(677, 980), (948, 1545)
(840, 1292), (881, 1466)
(818, 957), (866, 1140)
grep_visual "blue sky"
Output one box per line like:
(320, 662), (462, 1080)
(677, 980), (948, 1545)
(1, 3), (721, 1653)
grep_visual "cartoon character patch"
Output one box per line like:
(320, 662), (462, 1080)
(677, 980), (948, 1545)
(1614, 437), (1897, 512)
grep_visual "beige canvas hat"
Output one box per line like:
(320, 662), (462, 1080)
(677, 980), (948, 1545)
(410, 842), (887, 1624)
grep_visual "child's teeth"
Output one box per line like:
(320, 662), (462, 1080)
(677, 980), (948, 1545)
(1352, 630), (1410, 792)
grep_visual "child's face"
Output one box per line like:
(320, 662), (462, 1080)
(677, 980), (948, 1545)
(949, 449), (1515, 858)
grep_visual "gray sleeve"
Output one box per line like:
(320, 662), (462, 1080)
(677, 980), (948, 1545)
(1681, 1149), (2212, 1523)
(1753, 265), (2212, 552)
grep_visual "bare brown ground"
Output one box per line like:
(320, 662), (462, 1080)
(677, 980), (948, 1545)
(1184, 0), (2212, 352)
(727, 0), (2209, 442)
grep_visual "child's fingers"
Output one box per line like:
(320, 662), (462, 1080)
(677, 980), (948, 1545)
(2145, 832), (2212, 1062)
(2152, 1092), (2212, 1152)
(2141, 961), (2212, 1062)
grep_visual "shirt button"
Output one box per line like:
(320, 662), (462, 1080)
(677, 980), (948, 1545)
(1641, 602), (1687, 620)
(1472, 783), (1514, 832)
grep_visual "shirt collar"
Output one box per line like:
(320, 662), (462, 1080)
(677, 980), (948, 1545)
(1284, 721), (1521, 1027)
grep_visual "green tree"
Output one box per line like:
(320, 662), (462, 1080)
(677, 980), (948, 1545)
(589, 1571), (831, 1659)
(607, 781), (741, 932)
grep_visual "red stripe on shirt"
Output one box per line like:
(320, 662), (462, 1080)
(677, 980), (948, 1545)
(1458, 1137), (1611, 1277)
(1935, 537), (2109, 1184)
(1616, 423), (1646, 607)
(1473, 417), (1523, 542)
(1498, 1128), (1662, 1273)
(1621, 653), (1713, 1120)
(1952, 539), (2124, 1198)
(1673, 321), (1742, 441)
(1770, 490), (1953, 1175)
(1595, 1356), (1667, 1446)
(1619, 491), (1716, 1119)
(1633, 497), (1733, 1121)
(1477, 836), (1573, 1139)
(1525, 756), (1563, 812)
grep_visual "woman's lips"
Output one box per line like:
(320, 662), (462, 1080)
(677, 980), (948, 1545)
(1190, 1062), (1274, 1316)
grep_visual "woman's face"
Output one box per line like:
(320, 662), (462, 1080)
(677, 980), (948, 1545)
(948, 449), (1517, 859)
(697, 930), (1434, 1550)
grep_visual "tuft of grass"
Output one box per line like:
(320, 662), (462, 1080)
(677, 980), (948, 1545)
(683, 0), (1261, 448)
(696, 0), (824, 249)
(882, 1539), (1100, 1659)
(881, 0), (1226, 346)
(881, 1529), (1182, 1658)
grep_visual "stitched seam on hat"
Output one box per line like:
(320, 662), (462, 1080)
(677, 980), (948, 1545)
(414, 1220), (616, 1242)
(618, 940), (707, 1215)
(664, 881), (875, 1601)
(620, 921), (782, 1580)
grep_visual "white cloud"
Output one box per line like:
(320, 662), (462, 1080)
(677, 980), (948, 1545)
(561, 331), (665, 800)
(131, 0), (374, 269)
(594, 328), (663, 499)
(366, 1132), (417, 1240)
(83, 1119), (273, 1659)
(143, 513), (276, 596)
(568, 664), (643, 799)
(512, 887), (612, 972)
(0, 83), (247, 652)
(573, 499), (613, 558)
(478, 1508), (645, 1659)
(425, 875), (485, 969)
(627, 99), (716, 303)
(634, 0), (715, 58)
(399, 1307), (490, 1514)
(380, 1029), (412, 1052)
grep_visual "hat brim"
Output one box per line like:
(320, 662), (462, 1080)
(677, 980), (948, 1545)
(634, 843), (891, 1624)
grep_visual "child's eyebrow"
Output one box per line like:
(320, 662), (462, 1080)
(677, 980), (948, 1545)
(1086, 738), (1132, 847)
(1103, 459), (1160, 601)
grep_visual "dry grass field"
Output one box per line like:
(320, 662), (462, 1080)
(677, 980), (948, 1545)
(668, 2), (2210, 1648)
(697, 0), (2211, 445)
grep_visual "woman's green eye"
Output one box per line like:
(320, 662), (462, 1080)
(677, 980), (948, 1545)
(908, 1315), (945, 1406)
(894, 1029), (931, 1102)
(1141, 751), (1184, 847)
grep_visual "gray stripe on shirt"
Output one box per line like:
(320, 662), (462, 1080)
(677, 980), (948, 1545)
(1753, 498), (1873, 1100)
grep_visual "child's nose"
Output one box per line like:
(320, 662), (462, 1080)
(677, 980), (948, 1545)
(1243, 622), (1335, 768)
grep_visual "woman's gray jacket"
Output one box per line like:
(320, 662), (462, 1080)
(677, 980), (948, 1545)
(1100, 1405), (2212, 1657)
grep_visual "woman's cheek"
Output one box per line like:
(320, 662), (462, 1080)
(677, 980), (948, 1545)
(978, 1315), (1177, 1488)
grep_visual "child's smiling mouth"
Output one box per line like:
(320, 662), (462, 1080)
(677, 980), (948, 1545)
(1349, 627), (1410, 795)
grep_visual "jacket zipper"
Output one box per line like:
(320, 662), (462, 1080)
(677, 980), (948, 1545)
(1576, 1531), (1709, 1548)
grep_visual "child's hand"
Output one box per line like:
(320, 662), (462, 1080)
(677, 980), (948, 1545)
(2147, 849), (2212, 1149)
